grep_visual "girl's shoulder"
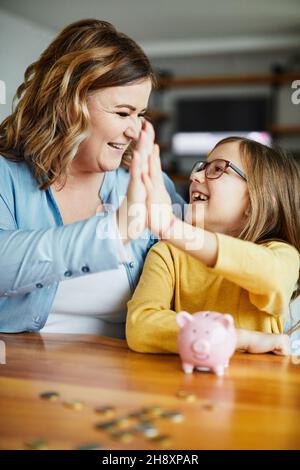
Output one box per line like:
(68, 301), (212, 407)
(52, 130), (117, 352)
(262, 239), (299, 256)
(262, 240), (300, 274)
(149, 240), (190, 264)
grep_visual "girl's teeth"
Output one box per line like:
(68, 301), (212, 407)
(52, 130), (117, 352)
(193, 192), (208, 201)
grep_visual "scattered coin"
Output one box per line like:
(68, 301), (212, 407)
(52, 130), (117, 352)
(24, 439), (48, 450)
(114, 416), (133, 428)
(95, 419), (119, 431)
(94, 406), (116, 417)
(202, 402), (219, 411)
(133, 421), (158, 438)
(63, 400), (85, 410)
(176, 390), (197, 402)
(141, 406), (164, 418)
(127, 410), (148, 419)
(76, 443), (104, 450)
(109, 430), (134, 443)
(160, 410), (184, 423)
(39, 391), (60, 401)
(148, 434), (173, 447)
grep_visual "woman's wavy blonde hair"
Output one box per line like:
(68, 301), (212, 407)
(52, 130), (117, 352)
(213, 136), (300, 302)
(0, 19), (156, 189)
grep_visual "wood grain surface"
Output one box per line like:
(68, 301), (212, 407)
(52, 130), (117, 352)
(0, 333), (299, 450)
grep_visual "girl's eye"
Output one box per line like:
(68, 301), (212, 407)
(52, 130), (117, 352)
(215, 166), (223, 172)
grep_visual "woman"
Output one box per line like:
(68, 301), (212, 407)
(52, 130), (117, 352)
(0, 19), (184, 337)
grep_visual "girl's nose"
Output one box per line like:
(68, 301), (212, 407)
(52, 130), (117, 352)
(190, 170), (206, 184)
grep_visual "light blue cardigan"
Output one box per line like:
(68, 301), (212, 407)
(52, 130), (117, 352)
(0, 156), (185, 333)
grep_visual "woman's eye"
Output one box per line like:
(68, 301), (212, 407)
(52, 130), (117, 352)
(117, 112), (130, 117)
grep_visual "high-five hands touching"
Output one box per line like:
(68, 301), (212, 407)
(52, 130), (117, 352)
(117, 119), (173, 243)
(117, 120), (155, 242)
(132, 120), (174, 238)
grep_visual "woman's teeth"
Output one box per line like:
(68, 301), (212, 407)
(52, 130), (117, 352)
(192, 192), (209, 202)
(108, 142), (126, 150)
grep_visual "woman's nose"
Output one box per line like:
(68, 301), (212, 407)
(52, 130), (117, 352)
(124, 117), (142, 140)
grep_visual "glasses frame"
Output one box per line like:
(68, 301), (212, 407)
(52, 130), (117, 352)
(191, 158), (247, 181)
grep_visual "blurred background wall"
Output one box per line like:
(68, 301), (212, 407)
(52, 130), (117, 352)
(0, 0), (299, 197)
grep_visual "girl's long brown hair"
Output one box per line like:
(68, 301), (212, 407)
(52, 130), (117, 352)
(0, 19), (156, 189)
(213, 137), (300, 301)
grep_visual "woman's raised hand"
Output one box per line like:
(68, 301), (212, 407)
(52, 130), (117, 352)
(141, 143), (173, 238)
(134, 120), (155, 174)
(117, 120), (155, 243)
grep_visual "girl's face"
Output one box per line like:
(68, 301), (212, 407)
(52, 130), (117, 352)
(72, 79), (152, 173)
(189, 141), (249, 236)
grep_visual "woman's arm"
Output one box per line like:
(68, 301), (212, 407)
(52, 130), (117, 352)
(0, 201), (126, 296)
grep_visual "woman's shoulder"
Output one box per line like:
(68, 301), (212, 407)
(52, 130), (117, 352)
(0, 155), (31, 180)
(0, 155), (37, 203)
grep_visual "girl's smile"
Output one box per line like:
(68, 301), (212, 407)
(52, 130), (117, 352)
(189, 141), (249, 236)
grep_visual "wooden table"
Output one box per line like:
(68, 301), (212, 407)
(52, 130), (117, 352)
(0, 333), (299, 450)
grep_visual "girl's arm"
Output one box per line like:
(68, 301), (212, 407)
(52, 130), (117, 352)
(236, 329), (290, 355)
(126, 240), (292, 355)
(141, 146), (299, 316)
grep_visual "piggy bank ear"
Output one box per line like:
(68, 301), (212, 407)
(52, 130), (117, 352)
(176, 311), (193, 328)
(220, 314), (235, 329)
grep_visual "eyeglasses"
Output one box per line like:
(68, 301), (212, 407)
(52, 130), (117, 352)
(191, 158), (247, 181)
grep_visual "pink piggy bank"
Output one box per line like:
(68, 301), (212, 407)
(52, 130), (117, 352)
(176, 311), (237, 376)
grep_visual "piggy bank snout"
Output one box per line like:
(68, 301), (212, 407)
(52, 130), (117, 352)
(192, 339), (210, 354)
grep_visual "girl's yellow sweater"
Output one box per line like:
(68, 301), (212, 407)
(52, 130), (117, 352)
(126, 233), (299, 353)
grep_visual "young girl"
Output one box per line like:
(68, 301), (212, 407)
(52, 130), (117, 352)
(126, 137), (300, 355)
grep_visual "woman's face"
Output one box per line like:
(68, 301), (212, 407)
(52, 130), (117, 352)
(188, 141), (250, 236)
(73, 78), (152, 173)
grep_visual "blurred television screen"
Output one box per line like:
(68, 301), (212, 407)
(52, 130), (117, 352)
(172, 131), (272, 155)
(173, 95), (271, 155)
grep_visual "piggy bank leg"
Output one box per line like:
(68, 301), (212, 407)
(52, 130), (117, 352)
(196, 366), (210, 372)
(182, 363), (194, 374)
(213, 365), (225, 376)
